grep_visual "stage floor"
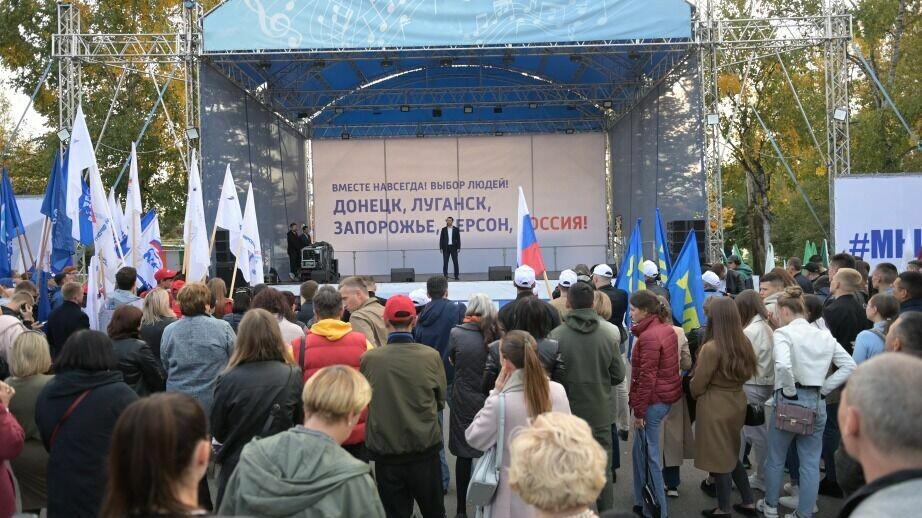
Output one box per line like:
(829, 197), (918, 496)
(274, 277), (560, 305)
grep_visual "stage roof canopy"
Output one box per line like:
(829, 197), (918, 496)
(202, 0), (695, 139)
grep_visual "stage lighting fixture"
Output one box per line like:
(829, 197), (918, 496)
(493, 106), (503, 114)
(57, 128), (70, 142)
(565, 128), (575, 135)
(833, 107), (848, 122)
(433, 108), (442, 117)
(528, 102), (538, 109)
(706, 114), (719, 126)
(341, 132), (351, 140)
(185, 127), (199, 140)
(463, 105), (473, 114)
(381, 59), (393, 68)
(494, 131), (504, 137)
(400, 105), (410, 112)
(602, 100), (613, 109)
(334, 106), (344, 115)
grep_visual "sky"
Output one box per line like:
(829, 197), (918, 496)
(1, 66), (50, 140)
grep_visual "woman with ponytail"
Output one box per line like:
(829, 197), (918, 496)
(852, 293), (899, 364)
(466, 330), (571, 518)
(628, 289), (683, 518)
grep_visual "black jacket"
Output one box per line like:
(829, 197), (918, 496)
(724, 268), (747, 296)
(439, 226), (461, 251)
(413, 298), (466, 382)
(482, 337), (565, 394)
(900, 297), (922, 314)
(112, 337), (166, 396)
(35, 370), (138, 518)
(46, 300), (90, 359)
(823, 293), (870, 353)
(793, 272), (815, 294)
(139, 317), (176, 366)
(599, 284), (629, 337)
(287, 230), (302, 255)
(446, 322), (489, 458)
(498, 291), (561, 333)
(211, 361), (303, 489)
(297, 302), (314, 326)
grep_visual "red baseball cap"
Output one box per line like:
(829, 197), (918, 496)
(154, 269), (178, 282)
(170, 280), (185, 295)
(383, 295), (417, 322)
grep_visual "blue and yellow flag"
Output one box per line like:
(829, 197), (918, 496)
(616, 219), (646, 295)
(666, 230), (705, 332)
(654, 208), (672, 284)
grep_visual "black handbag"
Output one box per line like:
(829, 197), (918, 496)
(639, 430), (662, 518)
(745, 403), (765, 426)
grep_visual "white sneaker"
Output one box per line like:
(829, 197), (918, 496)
(778, 495), (819, 513)
(783, 482), (799, 496)
(749, 474), (766, 492)
(756, 499), (779, 518)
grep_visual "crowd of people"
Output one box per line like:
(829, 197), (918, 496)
(0, 250), (921, 518)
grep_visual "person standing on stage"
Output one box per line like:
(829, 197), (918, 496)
(439, 217), (461, 280)
(287, 223), (302, 281)
(300, 225), (312, 248)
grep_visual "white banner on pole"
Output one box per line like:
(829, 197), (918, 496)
(834, 174), (922, 270)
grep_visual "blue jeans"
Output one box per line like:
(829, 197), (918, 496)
(632, 402), (671, 518)
(764, 389), (826, 518)
(437, 410), (450, 491)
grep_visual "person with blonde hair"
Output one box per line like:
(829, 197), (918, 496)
(219, 365), (384, 517)
(5, 331), (53, 513)
(160, 282), (235, 416)
(466, 330), (571, 518)
(509, 412), (607, 518)
(139, 288), (177, 365)
(211, 308), (303, 505)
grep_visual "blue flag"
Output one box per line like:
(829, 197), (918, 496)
(654, 208), (672, 284)
(666, 230), (706, 332)
(40, 149), (76, 273)
(31, 269), (52, 323)
(615, 219), (646, 295)
(0, 168), (26, 277)
(77, 179), (94, 246)
(1, 168), (26, 236)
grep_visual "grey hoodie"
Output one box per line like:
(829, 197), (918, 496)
(219, 426), (385, 518)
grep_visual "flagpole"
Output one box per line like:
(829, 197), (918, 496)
(207, 224), (218, 265)
(15, 234), (29, 274)
(228, 244), (242, 295)
(131, 218), (137, 269)
(541, 271), (553, 300)
(35, 217), (51, 272)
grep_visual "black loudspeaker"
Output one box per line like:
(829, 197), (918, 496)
(264, 267), (279, 285)
(666, 220), (707, 260)
(214, 230), (232, 263)
(488, 266), (513, 281)
(311, 270), (338, 283)
(390, 268), (415, 282)
(215, 263), (247, 289)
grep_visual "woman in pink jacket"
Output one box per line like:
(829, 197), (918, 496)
(0, 379), (25, 518)
(465, 330), (571, 518)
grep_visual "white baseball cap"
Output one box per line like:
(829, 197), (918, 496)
(591, 264), (613, 278)
(409, 288), (430, 307)
(702, 271), (721, 288)
(514, 265), (536, 288)
(642, 260), (659, 278)
(558, 269), (578, 288)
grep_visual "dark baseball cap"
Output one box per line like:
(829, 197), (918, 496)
(804, 262), (821, 273)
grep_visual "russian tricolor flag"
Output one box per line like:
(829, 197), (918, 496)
(516, 186), (546, 275)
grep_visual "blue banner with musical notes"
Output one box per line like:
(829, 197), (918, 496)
(202, 0), (692, 52)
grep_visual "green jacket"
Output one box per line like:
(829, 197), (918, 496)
(549, 308), (625, 428)
(360, 332), (447, 460)
(218, 427), (384, 518)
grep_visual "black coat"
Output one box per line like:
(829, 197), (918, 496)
(446, 322), (488, 458)
(724, 268), (747, 296)
(45, 301), (90, 359)
(210, 361), (303, 497)
(297, 302), (314, 326)
(139, 317), (176, 366)
(482, 337), (566, 394)
(112, 337), (166, 396)
(823, 293), (870, 353)
(286, 230), (302, 255)
(35, 370), (138, 518)
(599, 284), (629, 337)
(439, 226), (461, 251)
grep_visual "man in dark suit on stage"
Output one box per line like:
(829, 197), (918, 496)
(287, 222), (302, 281)
(439, 217), (461, 280)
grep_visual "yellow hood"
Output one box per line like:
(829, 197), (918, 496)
(310, 318), (356, 341)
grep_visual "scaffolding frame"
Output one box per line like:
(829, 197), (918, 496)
(52, 1), (853, 263)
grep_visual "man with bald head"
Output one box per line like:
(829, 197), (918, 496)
(885, 312), (922, 358)
(837, 354), (922, 517)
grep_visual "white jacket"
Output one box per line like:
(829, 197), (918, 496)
(772, 318), (856, 397)
(744, 315), (774, 386)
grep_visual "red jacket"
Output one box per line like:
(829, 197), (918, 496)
(0, 404), (24, 518)
(291, 319), (371, 445)
(629, 315), (683, 418)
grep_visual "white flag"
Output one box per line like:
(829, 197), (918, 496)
(66, 105), (96, 240)
(214, 164), (243, 258)
(765, 242), (776, 275)
(136, 212), (163, 290)
(240, 182), (263, 284)
(124, 142), (144, 269)
(84, 255), (101, 331)
(89, 163), (124, 293)
(107, 189), (125, 249)
(183, 150), (210, 282)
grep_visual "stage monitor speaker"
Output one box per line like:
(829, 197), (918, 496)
(390, 268), (415, 283)
(264, 267), (279, 285)
(214, 230), (232, 263)
(666, 219), (707, 261)
(488, 266), (513, 281)
(215, 262), (247, 289)
(310, 270), (338, 283)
